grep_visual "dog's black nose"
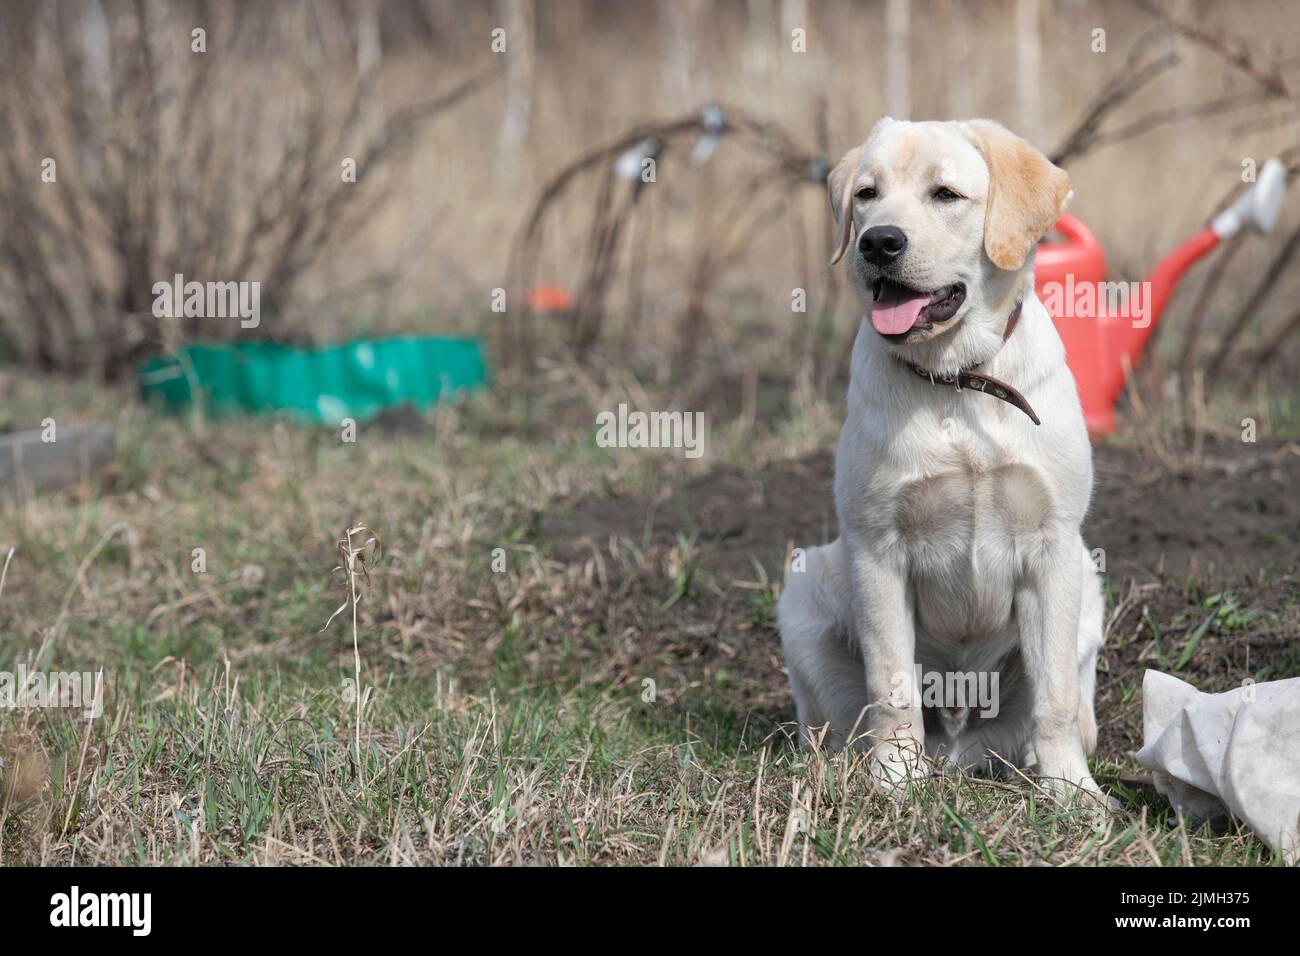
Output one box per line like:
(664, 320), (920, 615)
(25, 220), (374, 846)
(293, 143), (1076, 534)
(859, 225), (908, 265)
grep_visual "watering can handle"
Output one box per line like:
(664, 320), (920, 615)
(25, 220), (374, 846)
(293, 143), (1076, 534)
(1051, 213), (1102, 250)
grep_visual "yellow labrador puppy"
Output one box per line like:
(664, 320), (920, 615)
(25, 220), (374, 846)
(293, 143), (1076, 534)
(778, 118), (1104, 799)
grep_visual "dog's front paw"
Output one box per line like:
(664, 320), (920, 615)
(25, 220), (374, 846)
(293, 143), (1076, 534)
(1031, 738), (1118, 813)
(1036, 762), (1119, 818)
(868, 738), (932, 793)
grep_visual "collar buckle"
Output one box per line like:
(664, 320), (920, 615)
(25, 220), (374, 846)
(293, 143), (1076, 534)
(899, 299), (1039, 426)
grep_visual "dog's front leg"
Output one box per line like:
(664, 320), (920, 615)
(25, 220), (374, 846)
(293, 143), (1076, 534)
(848, 543), (927, 788)
(1018, 534), (1102, 801)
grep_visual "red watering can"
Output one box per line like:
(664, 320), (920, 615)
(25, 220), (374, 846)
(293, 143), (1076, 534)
(1034, 158), (1287, 433)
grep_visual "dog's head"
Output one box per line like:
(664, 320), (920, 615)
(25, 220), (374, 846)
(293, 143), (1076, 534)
(829, 118), (1071, 360)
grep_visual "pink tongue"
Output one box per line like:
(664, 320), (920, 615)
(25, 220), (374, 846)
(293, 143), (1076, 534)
(871, 285), (931, 335)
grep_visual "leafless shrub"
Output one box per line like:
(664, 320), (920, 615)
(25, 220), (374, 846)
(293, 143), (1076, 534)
(506, 105), (829, 383)
(0, 0), (492, 377)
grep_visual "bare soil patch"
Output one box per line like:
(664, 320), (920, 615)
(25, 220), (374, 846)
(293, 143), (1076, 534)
(542, 439), (1300, 765)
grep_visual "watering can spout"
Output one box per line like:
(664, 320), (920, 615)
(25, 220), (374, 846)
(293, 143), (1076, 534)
(1035, 160), (1287, 434)
(1133, 158), (1288, 362)
(1212, 158), (1286, 240)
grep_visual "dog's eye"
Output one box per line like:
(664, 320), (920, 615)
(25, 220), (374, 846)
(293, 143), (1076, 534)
(855, 185), (877, 201)
(932, 186), (962, 202)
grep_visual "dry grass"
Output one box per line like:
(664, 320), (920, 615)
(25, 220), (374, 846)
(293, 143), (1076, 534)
(0, 365), (1293, 866)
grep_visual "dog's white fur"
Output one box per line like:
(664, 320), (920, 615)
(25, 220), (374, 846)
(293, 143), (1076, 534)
(778, 118), (1105, 798)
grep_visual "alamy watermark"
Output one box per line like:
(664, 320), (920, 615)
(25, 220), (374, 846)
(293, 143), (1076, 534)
(151, 273), (260, 329)
(889, 665), (1000, 719)
(1040, 277), (1151, 329)
(50, 886), (150, 936)
(595, 403), (706, 459)
(0, 665), (103, 719)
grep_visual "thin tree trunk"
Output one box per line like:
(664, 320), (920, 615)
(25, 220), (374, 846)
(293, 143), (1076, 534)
(1016, 0), (1042, 142)
(886, 0), (910, 119)
(498, 0), (534, 154)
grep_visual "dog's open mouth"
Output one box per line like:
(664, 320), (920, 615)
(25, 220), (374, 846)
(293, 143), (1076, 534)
(870, 279), (966, 338)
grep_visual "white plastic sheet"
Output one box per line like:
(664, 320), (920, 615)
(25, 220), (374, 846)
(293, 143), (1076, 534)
(1135, 669), (1300, 864)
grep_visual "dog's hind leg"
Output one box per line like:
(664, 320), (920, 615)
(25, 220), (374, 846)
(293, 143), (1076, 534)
(778, 540), (871, 751)
(1076, 543), (1105, 755)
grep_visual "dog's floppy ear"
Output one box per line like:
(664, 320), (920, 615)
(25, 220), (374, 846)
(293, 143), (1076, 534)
(828, 143), (866, 265)
(965, 119), (1072, 271)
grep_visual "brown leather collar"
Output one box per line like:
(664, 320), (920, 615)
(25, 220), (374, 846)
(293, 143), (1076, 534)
(901, 300), (1040, 426)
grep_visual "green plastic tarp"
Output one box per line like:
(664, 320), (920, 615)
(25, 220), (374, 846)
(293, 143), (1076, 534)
(138, 336), (488, 425)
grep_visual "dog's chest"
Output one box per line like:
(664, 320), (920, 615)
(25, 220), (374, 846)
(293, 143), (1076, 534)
(894, 461), (1051, 560)
(889, 435), (1054, 639)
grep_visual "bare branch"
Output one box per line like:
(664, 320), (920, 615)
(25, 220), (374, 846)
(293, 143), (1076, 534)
(1136, 0), (1295, 99)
